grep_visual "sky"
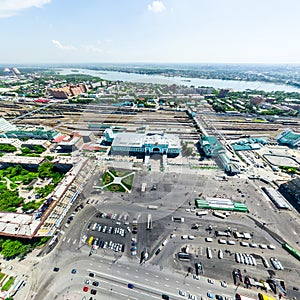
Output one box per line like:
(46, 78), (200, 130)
(0, 0), (300, 64)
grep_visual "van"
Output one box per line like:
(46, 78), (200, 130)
(227, 240), (236, 245)
(240, 241), (249, 247)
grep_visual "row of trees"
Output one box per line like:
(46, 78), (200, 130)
(0, 237), (50, 260)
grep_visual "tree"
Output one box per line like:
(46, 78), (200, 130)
(38, 162), (54, 178)
(1, 240), (26, 259)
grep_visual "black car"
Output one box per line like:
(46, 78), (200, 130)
(162, 294), (169, 300)
(92, 281), (99, 286)
(91, 289), (97, 295)
(216, 295), (223, 300)
(89, 272), (95, 278)
(53, 267), (59, 272)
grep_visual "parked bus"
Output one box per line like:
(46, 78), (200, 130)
(206, 247), (212, 259)
(213, 211), (227, 219)
(147, 214), (153, 230)
(172, 216), (185, 223)
(196, 211), (208, 216)
(141, 183), (147, 192)
(147, 205), (158, 210)
(178, 252), (190, 261)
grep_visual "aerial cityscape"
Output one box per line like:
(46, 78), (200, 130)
(0, 1), (300, 300)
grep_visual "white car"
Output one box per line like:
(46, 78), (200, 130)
(189, 294), (197, 300)
(193, 274), (200, 280)
(221, 281), (228, 288)
(208, 278), (215, 284)
(268, 244), (276, 250)
(179, 290), (187, 297)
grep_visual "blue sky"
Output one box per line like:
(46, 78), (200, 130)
(0, 0), (299, 64)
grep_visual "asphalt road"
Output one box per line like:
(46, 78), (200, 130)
(19, 167), (300, 300)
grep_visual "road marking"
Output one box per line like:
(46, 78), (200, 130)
(134, 275), (139, 279)
(176, 281), (179, 284)
(164, 284), (169, 287)
(67, 238), (71, 243)
(165, 278), (169, 281)
(145, 278), (149, 282)
(117, 270), (120, 273)
(73, 239), (76, 244)
(145, 272), (149, 275)
(155, 281), (159, 284)
(125, 273), (129, 276)
(186, 283), (190, 286)
(155, 275), (159, 278)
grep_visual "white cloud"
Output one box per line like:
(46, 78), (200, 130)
(52, 40), (76, 50)
(81, 44), (103, 53)
(147, 1), (165, 13)
(0, 0), (51, 18)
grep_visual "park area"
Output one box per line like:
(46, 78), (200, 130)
(100, 169), (135, 193)
(0, 162), (64, 212)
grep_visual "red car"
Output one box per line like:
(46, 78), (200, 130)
(83, 286), (89, 292)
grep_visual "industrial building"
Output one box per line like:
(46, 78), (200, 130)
(276, 128), (300, 147)
(198, 134), (222, 157)
(195, 197), (248, 212)
(279, 178), (300, 213)
(261, 186), (291, 210)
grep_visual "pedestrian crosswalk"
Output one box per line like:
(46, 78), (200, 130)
(61, 236), (77, 245)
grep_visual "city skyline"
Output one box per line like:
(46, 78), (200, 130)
(0, 0), (300, 64)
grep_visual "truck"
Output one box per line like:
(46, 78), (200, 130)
(172, 216), (185, 223)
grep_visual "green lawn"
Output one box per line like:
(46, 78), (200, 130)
(0, 273), (5, 281)
(1, 276), (14, 291)
(109, 169), (131, 177)
(106, 184), (126, 192)
(121, 174), (134, 190)
(101, 172), (114, 186)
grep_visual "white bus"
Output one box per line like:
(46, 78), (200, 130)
(213, 211), (227, 219)
(141, 183), (147, 192)
(196, 211), (208, 216)
(206, 247), (212, 259)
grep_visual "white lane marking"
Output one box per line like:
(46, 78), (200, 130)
(67, 238), (71, 243)
(62, 237), (66, 242)
(164, 284), (169, 287)
(165, 278), (169, 281)
(73, 239), (76, 244)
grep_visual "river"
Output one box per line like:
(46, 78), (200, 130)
(57, 68), (300, 93)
